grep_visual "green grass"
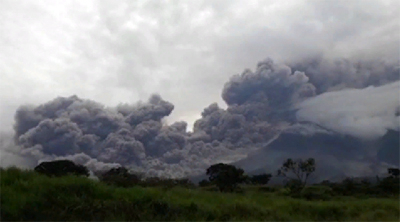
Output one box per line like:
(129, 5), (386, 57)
(1, 167), (399, 221)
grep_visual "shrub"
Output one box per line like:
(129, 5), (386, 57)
(300, 186), (333, 201)
(99, 167), (140, 187)
(257, 186), (280, 193)
(285, 179), (304, 197)
(377, 177), (400, 195)
(139, 177), (195, 188)
(34, 160), (89, 177)
(199, 179), (211, 187)
(249, 174), (272, 185)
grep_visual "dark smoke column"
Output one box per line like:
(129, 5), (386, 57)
(222, 58), (316, 122)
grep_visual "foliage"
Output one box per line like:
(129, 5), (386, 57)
(198, 179), (211, 187)
(139, 177), (195, 188)
(98, 167), (141, 188)
(277, 158), (315, 187)
(284, 179), (305, 196)
(34, 160), (89, 177)
(300, 186), (333, 201)
(249, 173), (272, 185)
(257, 186), (280, 193)
(377, 176), (400, 195)
(206, 163), (247, 192)
(1, 167), (399, 221)
(388, 168), (399, 178)
(317, 174), (399, 197)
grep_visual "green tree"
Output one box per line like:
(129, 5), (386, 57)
(277, 158), (315, 187)
(206, 163), (247, 192)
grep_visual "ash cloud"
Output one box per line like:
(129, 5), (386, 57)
(222, 58), (316, 109)
(289, 57), (400, 94)
(9, 93), (244, 178)
(192, 56), (399, 178)
(3, 56), (400, 179)
(190, 58), (317, 148)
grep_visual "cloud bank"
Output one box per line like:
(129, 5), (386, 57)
(296, 81), (400, 140)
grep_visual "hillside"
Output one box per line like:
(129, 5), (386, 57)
(232, 123), (395, 183)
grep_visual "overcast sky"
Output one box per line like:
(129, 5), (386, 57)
(1, 0), (399, 133)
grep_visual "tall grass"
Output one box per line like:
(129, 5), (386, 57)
(1, 167), (399, 221)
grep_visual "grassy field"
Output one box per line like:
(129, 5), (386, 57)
(1, 167), (399, 221)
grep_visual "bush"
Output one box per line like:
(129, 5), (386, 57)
(139, 177), (195, 189)
(285, 179), (304, 197)
(257, 186), (280, 193)
(377, 177), (400, 195)
(199, 179), (211, 187)
(300, 186), (333, 201)
(99, 167), (141, 188)
(325, 176), (399, 197)
(249, 174), (272, 185)
(34, 160), (89, 177)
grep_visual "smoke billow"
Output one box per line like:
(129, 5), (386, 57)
(4, 56), (400, 179)
(190, 58), (315, 147)
(289, 57), (400, 94)
(9, 93), (243, 177)
(222, 58), (316, 112)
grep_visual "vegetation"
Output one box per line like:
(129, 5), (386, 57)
(34, 160), (89, 177)
(1, 158), (399, 221)
(97, 167), (195, 189)
(388, 168), (399, 178)
(205, 163), (247, 192)
(1, 167), (399, 221)
(97, 167), (141, 188)
(249, 173), (272, 185)
(277, 158), (316, 187)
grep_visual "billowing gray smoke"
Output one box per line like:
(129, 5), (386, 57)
(222, 58), (316, 121)
(7, 56), (400, 180)
(192, 56), (399, 179)
(12, 94), (240, 178)
(289, 57), (400, 94)
(191, 58), (317, 147)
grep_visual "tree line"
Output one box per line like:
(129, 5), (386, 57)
(33, 158), (399, 198)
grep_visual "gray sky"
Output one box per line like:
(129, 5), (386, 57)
(1, 0), (399, 132)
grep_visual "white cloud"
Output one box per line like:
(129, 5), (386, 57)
(296, 81), (400, 140)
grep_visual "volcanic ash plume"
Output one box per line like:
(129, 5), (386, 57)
(191, 58), (318, 147)
(222, 58), (316, 112)
(289, 57), (400, 94)
(5, 56), (400, 179)
(10, 94), (243, 177)
(11, 95), (178, 172)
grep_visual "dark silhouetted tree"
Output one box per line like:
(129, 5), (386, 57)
(388, 168), (399, 178)
(206, 163), (246, 192)
(34, 160), (89, 177)
(277, 158), (315, 187)
(99, 167), (141, 187)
